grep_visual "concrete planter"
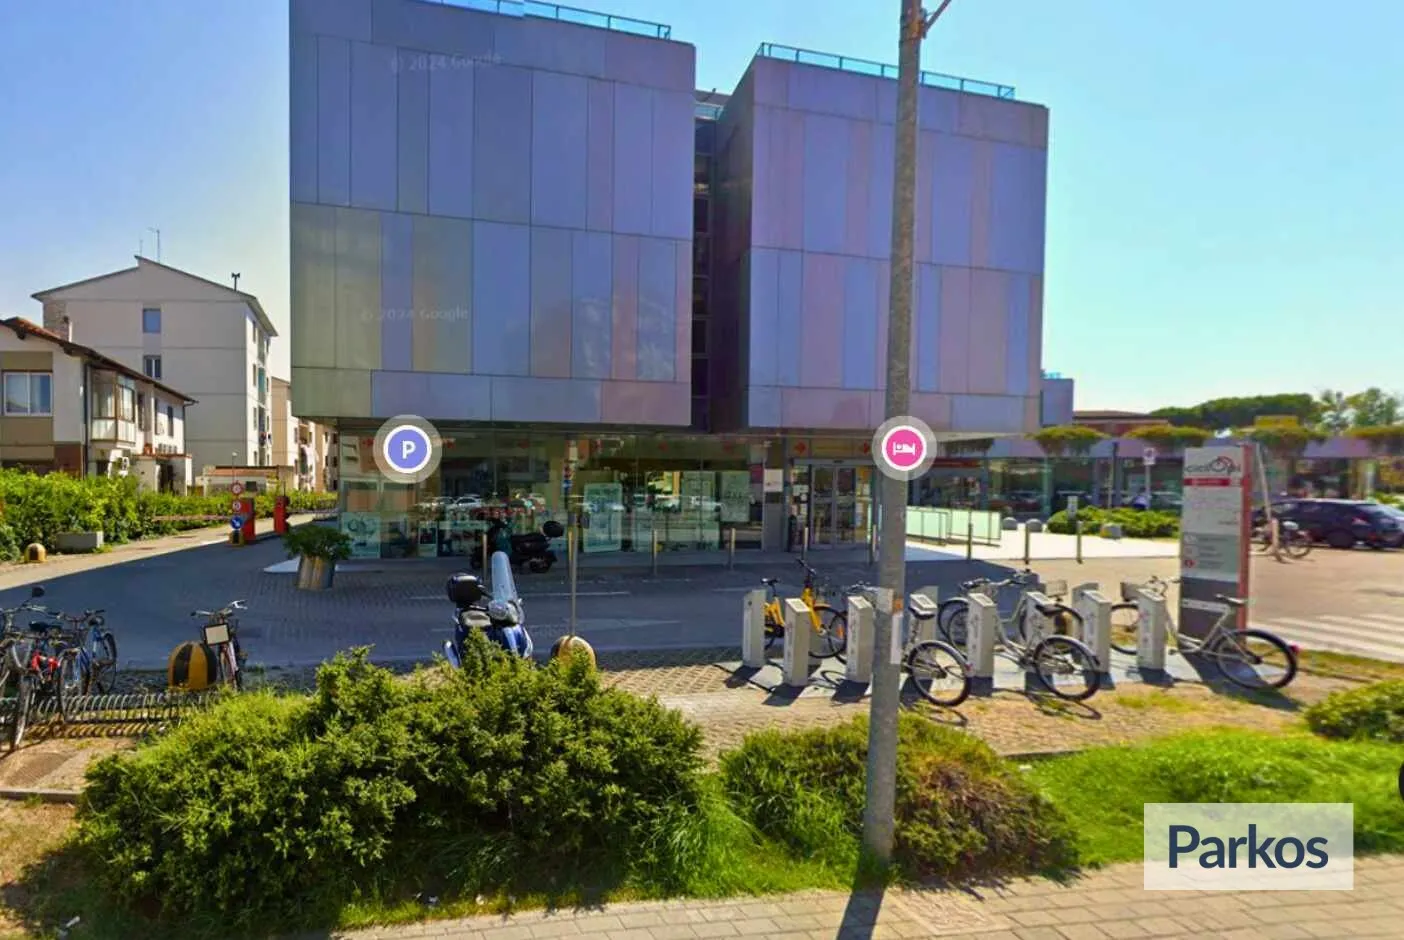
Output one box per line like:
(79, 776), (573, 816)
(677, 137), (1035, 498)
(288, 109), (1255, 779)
(56, 531), (103, 553)
(295, 555), (336, 590)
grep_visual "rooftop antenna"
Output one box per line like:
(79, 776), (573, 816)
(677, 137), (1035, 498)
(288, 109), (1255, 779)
(231, 272), (241, 290)
(147, 227), (161, 262)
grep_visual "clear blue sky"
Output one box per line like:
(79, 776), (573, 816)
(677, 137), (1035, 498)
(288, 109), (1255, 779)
(2, 0), (1400, 412)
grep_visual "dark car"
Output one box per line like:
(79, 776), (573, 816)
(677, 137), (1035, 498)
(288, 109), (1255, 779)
(1254, 499), (1404, 550)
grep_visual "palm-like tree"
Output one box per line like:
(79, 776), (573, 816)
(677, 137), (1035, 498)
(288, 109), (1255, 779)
(1316, 389), (1351, 433)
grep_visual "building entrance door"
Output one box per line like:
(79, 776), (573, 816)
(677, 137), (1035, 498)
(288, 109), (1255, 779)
(796, 460), (873, 549)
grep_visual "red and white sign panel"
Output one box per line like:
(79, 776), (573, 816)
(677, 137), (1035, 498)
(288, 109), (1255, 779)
(1178, 446), (1252, 636)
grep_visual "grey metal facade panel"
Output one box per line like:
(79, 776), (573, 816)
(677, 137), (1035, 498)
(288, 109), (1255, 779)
(290, 0), (695, 426)
(713, 54), (1049, 436)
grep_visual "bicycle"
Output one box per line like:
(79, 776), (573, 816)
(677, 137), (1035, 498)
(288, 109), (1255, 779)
(903, 603), (973, 708)
(936, 569), (1082, 648)
(1252, 519), (1311, 559)
(761, 559), (849, 659)
(191, 600), (248, 690)
(50, 606), (117, 695)
(992, 602), (1103, 701)
(1108, 576), (1297, 690)
(2, 625), (81, 751)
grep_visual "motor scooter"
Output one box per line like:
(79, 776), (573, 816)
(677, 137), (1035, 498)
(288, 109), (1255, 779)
(443, 551), (533, 667)
(470, 519), (564, 574)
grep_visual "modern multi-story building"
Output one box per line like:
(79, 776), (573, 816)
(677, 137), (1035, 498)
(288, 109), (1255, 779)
(31, 257), (279, 474)
(289, 0), (1049, 559)
(1, 317), (195, 490)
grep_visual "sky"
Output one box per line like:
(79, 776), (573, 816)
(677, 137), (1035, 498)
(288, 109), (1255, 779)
(1, 0), (1401, 412)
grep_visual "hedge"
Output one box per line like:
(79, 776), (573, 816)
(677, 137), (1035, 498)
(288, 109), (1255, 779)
(1303, 680), (1404, 745)
(0, 468), (336, 560)
(76, 644), (708, 932)
(1046, 506), (1180, 539)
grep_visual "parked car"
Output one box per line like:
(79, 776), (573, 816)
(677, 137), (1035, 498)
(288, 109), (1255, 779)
(1254, 499), (1404, 550)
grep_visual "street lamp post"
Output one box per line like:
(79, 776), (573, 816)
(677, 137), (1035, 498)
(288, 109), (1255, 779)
(863, 0), (955, 868)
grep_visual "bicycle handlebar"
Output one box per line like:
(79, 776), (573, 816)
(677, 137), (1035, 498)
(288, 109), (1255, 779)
(191, 600), (247, 618)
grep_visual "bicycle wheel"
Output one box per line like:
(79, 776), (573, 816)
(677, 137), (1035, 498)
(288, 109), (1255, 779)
(1284, 533), (1313, 560)
(1032, 635), (1101, 701)
(936, 599), (969, 646)
(86, 632), (118, 694)
(8, 674), (33, 752)
(56, 650), (85, 722)
(1208, 628), (1297, 690)
(905, 640), (971, 708)
(1109, 602), (1140, 655)
(817, 606), (847, 661)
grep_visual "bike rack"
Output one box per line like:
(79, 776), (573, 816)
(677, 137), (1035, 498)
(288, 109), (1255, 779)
(843, 594), (874, 684)
(741, 588), (768, 669)
(781, 598), (812, 687)
(966, 593), (998, 695)
(911, 587), (940, 644)
(1071, 583), (1114, 682)
(1135, 589), (1170, 679)
(1020, 591), (1057, 647)
(0, 690), (215, 727)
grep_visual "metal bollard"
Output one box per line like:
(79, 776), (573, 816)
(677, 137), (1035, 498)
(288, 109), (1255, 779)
(1023, 523), (1032, 566)
(741, 588), (767, 668)
(867, 523), (876, 567)
(1072, 583), (1113, 679)
(728, 527), (736, 569)
(844, 594), (874, 683)
(1135, 589), (1169, 678)
(651, 519), (658, 576)
(966, 516), (974, 559)
(1075, 521), (1084, 564)
(966, 593), (998, 695)
(781, 597), (812, 687)
(482, 529), (490, 573)
(801, 525), (809, 560)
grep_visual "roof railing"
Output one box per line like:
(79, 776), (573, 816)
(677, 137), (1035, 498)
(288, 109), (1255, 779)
(757, 42), (1014, 100)
(694, 101), (725, 120)
(433, 0), (672, 39)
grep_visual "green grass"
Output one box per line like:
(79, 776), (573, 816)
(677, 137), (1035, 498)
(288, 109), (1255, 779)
(1025, 728), (1404, 866)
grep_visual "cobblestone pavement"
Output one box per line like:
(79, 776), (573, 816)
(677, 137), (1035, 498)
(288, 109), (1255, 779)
(334, 854), (1404, 939)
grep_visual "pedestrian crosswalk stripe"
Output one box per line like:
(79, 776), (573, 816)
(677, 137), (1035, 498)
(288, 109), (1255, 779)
(1359, 612), (1404, 626)
(1260, 618), (1404, 663)
(1273, 616), (1404, 644)
(1318, 613), (1404, 634)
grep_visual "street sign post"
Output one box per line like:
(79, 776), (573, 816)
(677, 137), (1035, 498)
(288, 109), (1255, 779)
(230, 516), (244, 530)
(230, 481), (244, 497)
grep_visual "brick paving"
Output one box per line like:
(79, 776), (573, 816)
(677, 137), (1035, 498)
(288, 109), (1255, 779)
(331, 854), (1404, 939)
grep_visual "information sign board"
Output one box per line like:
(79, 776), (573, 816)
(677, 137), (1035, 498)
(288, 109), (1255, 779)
(1178, 446), (1252, 638)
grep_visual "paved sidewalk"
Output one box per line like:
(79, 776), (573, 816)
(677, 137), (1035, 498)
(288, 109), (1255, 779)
(332, 854), (1404, 939)
(0, 513), (321, 591)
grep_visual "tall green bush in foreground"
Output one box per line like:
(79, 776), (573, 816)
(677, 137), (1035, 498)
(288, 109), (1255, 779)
(1304, 680), (1404, 744)
(720, 714), (1077, 881)
(75, 643), (706, 932)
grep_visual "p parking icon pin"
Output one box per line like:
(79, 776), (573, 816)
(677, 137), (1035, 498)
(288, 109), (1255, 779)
(373, 415), (443, 484)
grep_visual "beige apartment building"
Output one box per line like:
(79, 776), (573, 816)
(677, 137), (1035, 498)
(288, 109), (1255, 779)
(270, 376), (333, 491)
(1, 317), (196, 490)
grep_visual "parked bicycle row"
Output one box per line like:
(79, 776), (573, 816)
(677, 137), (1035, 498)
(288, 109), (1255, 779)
(0, 585), (248, 751)
(748, 559), (1298, 711)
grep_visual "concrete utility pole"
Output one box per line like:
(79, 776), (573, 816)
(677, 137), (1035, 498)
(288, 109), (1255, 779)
(863, 0), (955, 868)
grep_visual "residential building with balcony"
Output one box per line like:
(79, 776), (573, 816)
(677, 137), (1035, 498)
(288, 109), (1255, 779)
(289, 0), (1049, 558)
(270, 375), (333, 490)
(1, 318), (195, 490)
(30, 256), (277, 475)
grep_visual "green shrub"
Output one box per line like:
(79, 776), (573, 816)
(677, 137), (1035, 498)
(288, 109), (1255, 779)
(75, 642), (707, 933)
(1125, 425), (1213, 449)
(1304, 680), (1404, 744)
(1046, 506), (1179, 538)
(720, 714), (1076, 881)
(1031, 425), (1107, 456)
(283, 523), (353, 560)
(0, 468), (335, 551)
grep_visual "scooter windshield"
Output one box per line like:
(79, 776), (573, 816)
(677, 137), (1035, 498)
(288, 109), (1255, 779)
(490, 550), (519, 604)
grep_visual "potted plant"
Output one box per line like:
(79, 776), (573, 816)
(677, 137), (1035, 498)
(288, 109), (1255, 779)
(284, 524), (353, 591)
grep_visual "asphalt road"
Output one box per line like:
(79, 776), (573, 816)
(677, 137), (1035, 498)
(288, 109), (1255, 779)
(1, 535), (1399, 669)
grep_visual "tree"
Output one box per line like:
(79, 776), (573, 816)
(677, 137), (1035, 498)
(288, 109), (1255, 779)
(1150, 394), (1317, 432)
(1346, 388), (1402, 428)
(1315, 389), (1351, 433)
